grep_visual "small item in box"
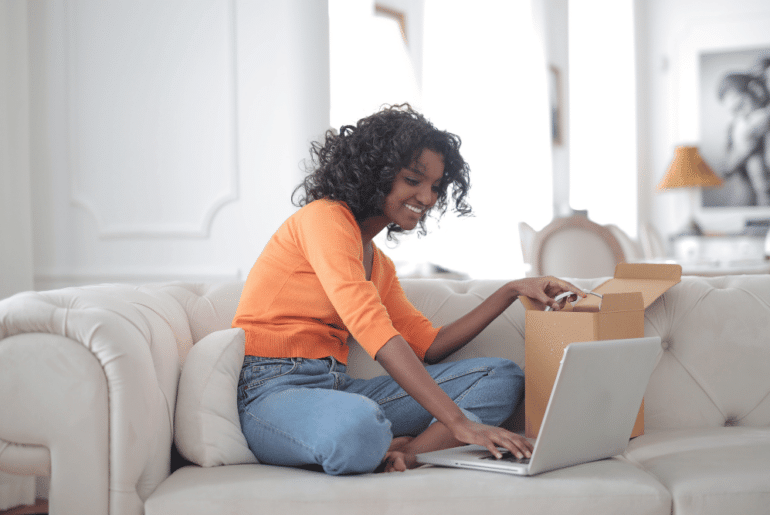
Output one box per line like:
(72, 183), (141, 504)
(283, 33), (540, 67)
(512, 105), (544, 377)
(545, 290), (603, 312)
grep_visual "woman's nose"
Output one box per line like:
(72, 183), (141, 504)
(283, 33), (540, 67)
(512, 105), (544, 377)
(416, 185), (435, 205)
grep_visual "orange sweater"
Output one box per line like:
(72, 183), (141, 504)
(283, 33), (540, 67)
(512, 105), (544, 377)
(233, 199), (440, 363)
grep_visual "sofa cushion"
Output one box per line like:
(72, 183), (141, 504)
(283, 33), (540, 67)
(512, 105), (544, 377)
(174, 328), (258, 466)
(625, 427), (770, 515)
(145, 459), (671, 515)
(641, 276), (770, 430)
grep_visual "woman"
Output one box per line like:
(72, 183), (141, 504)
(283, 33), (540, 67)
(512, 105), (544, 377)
(233, 104), (583, 475)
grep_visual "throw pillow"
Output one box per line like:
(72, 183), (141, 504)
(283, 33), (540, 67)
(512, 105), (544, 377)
(174, 327), (258, 466)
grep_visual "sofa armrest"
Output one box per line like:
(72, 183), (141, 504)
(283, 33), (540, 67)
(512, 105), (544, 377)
(0, 333), (107, 514)
(0, 287), (187, 515)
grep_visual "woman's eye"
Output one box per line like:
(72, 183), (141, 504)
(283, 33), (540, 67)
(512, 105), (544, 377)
(405, 177), (420, 186)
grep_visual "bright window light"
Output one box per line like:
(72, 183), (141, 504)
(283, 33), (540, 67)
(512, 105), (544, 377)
(569, 0), (637, 237)
(329, 0), (552, 279)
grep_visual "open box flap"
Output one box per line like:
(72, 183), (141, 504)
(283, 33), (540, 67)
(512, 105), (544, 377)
(614, 262), (682, 281)
(589, 263), (682, 309)
(597, 292), (644, 312)
(519, 263), (681, 312)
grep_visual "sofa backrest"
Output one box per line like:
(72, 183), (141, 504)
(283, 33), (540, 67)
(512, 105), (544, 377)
(639, 274), (770, 431)
(396, 276), (770, 433)
(347, 279), (529, 380)
(144, 282), (244, 363)
(140, 274), (770, 433)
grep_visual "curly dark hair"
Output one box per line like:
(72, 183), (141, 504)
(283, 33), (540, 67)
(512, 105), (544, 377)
(292, 104), (472, 240)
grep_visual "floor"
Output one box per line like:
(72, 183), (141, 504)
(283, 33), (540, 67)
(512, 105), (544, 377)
(0, 499), (47, 515)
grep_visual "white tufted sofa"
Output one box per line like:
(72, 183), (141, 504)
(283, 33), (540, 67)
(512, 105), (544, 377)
(1, 274), (769, 515)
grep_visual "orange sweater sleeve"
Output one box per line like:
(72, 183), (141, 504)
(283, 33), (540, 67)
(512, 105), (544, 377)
(374, 248), (439, 360)
(233, 200), (439, 362)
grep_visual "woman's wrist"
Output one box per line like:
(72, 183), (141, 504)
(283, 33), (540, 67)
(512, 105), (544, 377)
(444, 407), (469, 427)
(430, 399), (468, 429)
(505, 280), (522, 302)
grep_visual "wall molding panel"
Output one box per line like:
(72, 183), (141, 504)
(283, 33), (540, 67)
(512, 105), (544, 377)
(65, 0), (239, 239)
(27, 1), (330, 291)
(35, 269), (243, 291)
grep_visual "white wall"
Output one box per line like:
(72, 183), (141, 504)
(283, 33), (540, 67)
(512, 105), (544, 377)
(23, 0), (329, 291)
(0, 0), (34, 301)
(9, 0), (769, 295)
(637, 0), (770, 241)
(542, 0), (571, 217)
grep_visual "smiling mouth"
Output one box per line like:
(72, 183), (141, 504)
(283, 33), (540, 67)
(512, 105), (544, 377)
(404, 204), (425, 215)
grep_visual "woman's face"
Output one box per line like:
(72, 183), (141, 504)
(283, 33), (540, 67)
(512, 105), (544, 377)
(382, 148), (444, 231)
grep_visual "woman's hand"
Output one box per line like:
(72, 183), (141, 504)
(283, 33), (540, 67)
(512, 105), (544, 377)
(448, 418), (533, 460)
(427, 275), (585, 363)
(511, 276), (585, 311)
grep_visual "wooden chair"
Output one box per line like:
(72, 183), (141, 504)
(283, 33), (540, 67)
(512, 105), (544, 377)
(527, 216), (626, 278)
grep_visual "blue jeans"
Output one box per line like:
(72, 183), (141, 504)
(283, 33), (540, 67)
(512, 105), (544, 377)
(237, 355), (524, 475)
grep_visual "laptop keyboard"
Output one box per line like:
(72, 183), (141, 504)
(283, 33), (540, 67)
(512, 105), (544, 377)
(480, 450), (530, 464)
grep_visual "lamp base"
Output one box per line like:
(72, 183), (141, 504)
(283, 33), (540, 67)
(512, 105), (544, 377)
(673, 218), (704, 238)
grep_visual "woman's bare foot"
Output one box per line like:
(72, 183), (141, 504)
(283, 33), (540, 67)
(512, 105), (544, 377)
(381, 450), (418, 472)
(376, 436), (418, 473)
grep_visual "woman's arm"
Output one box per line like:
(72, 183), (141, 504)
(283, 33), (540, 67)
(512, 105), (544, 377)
(424, 276), (585, 364)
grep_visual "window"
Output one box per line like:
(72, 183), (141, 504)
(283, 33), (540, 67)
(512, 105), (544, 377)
(568, 0), (637, 237)
(329, 0), (552, 278)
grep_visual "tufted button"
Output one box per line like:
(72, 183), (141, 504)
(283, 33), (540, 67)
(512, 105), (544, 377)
(660, 340), (671, 350)
(724, 417), (738, 427)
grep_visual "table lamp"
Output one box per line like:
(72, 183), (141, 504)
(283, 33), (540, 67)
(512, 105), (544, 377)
(656, 145), (723, 235)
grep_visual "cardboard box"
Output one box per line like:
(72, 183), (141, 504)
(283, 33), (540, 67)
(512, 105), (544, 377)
(520, 263), (682, 439)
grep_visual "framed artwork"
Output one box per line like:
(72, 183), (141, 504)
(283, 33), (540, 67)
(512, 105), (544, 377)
(548, 65), (563, 146)
(671, 14), (770, 231)
(699, 47), (770, 208)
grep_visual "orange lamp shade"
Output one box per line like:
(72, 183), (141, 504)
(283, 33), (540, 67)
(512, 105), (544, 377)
(656, 146), (723, 191)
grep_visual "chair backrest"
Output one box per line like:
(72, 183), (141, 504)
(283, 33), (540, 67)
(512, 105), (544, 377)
(529, 216), (626, 278)
(639, 221), (668, 260)
(518, 221), (537, 266)
(606, 223), (643, 262)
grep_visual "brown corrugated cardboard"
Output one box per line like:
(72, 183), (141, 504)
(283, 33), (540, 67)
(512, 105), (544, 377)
(521, 263), (682, 439)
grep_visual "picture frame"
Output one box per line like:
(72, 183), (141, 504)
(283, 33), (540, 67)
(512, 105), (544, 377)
(548, 65), (563, 146)
(699, 47), (770, 209)
(673, 14), (770, 231)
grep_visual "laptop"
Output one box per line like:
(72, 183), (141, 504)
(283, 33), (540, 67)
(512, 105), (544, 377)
(416, 336), (661, 476)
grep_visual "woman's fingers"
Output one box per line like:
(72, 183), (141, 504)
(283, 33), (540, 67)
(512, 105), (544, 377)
(498, 432), (533, 459)
(483, 441), (504, 459)
(545, 277), (586, 298)
(483, 433), (532, 460)
(538, 277), (588, 311)
(514, 277), (587, 311)
(458, 421), (533, 460)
